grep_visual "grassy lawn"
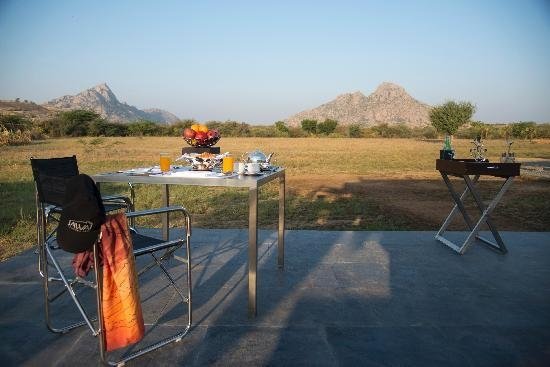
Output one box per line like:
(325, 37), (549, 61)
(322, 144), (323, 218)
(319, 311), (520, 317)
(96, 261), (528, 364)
(1, 136), (549, 260)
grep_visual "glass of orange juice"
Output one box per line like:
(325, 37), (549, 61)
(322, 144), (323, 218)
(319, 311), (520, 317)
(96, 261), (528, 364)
(222, 155), (234, 174)
(159, 153), (171, 172)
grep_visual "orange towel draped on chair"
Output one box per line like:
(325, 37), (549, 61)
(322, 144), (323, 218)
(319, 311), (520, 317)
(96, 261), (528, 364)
(100, 213), (145, 351)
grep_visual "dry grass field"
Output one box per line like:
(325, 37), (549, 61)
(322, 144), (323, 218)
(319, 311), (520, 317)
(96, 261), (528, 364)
(1, 137), (549, 260)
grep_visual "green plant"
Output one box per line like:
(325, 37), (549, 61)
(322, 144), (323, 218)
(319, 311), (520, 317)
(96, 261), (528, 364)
(301, 119), (318, 135)
(317, 119), (338, 135)
(430, 101), (476, 136)
(0, 114), (31, 132)
(274, 121), (288, 133)
(348, 124), (362, 138)
(127, 120), (161, 136)
(510, 121), (537, 140)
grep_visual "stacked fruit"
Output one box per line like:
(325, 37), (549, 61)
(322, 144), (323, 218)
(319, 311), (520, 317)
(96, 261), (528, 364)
(182, 124), (220, 147)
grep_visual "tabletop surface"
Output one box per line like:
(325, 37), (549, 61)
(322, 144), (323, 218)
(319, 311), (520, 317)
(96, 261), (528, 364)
(436, 159), (521, 178)
(92, 166), (285, 188)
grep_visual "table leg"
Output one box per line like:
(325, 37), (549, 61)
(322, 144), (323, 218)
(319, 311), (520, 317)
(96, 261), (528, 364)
(278, 172), (285, 269)
(436, 174), (479, 237)
(436, 173), (479, 254)
(463, 176), (513, 253)
(161, 184), (169, 241)
(248, 187), (258, 318)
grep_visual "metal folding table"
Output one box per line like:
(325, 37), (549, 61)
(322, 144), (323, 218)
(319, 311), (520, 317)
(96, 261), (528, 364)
(93, 167), (285, 317)
(435, 159), (521, 255)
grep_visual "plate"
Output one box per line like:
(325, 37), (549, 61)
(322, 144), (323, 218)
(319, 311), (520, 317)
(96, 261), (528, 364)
(242, 171), (264, 176)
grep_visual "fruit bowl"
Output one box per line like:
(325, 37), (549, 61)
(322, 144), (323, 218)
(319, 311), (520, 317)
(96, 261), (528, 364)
(182, 125), (221, 147)
(183, 135), (220, 148)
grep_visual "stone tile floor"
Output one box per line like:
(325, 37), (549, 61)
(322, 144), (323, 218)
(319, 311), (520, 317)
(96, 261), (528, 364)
(1, 229), (549, 366)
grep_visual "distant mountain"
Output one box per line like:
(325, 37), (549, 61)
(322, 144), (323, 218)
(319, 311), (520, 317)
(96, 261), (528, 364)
(142, 108), (180, 124)
(0, 99), (56, 121)
(285, 82), (431, 127)
(43, 83), (179, 124)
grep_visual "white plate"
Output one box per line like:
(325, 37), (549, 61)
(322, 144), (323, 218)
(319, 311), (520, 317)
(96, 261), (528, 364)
(243, 171), (264, 176)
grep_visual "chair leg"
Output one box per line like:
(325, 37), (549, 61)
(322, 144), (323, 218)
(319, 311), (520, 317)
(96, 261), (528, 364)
(42, 243), (98, 334)
(97, 229), (192, 365)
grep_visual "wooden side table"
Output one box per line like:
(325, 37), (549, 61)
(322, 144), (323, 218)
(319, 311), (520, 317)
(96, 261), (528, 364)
(435, 159), (521, 255)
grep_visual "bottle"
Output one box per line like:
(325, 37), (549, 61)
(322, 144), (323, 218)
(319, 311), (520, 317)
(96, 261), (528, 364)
(441, 134), (454, 160)
(443, 135), (452, 151)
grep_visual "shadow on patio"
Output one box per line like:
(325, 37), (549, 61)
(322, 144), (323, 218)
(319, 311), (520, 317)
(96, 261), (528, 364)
(0, 228), (549, 366)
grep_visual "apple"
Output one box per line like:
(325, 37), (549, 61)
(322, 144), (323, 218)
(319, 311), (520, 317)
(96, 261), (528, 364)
(195, 131), (207, 141)
(207, 129), (219, 139)
(183, 128), (196, 139)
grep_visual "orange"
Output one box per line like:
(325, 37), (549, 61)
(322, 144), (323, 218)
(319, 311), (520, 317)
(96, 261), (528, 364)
(190, 124), (200, 132)
(198, 124), (209, 133)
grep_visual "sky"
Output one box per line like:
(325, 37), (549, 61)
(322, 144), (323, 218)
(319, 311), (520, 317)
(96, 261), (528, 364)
(1, 0), (549, 124)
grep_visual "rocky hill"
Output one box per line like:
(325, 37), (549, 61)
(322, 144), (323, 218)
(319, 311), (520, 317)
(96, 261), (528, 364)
(286, 82), (431, 127)
(43, 83), (179, 124)
(0, 100), (56, 121)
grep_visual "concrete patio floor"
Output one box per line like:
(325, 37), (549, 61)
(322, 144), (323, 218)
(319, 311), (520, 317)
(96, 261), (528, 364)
(1, 229), (549, 366)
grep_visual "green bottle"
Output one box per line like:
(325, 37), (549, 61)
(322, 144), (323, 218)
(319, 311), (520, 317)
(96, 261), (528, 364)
(443, 135), (452, 151)
(441, 134), (454, 160)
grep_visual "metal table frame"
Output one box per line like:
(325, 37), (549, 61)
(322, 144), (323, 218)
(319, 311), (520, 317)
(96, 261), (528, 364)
(435, 159), (520, 255)
(93, 168), (285, 317)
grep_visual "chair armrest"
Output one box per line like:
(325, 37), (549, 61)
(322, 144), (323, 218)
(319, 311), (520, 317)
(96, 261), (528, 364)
(126, 205), (189, 218)
(101, 194), (132, 204)
(126, 205), (191, 236)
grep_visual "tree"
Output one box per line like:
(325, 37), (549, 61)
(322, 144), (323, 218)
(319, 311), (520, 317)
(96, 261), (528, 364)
(510, 121), (537, 140)
(429, 101), (476, 136)
(0, 114), (31, 132)
(274, 121), (289, 133)
(317, 119), (338, 135)
(58, 110), (102, 137)
(127, 120), (161, 136)
(348, 124), (362, 138)
(301, 119), (318, 135)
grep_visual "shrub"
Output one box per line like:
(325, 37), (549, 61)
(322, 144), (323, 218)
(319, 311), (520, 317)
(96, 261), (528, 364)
(0, 114), (31, 132)
(212, 121), (251, 137)
(535, 123), (550, 138)
(301, 119), (318, 135)
(509, 121), (537, 140)
(348, 124), (362, 138)
(127, 120), (161, 136)
(274, 121), (289, 135)
(0, 127), (32, 146)
(88, 120), (129, 136)
(317, 119), (338, 135)
(371, 123), (412, 138)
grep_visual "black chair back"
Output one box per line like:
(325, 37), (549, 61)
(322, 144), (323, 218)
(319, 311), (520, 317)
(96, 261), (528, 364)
(30, 156), (79, 207)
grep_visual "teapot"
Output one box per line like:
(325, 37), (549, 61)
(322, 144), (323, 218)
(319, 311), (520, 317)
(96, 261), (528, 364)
(242, 149), (274, 169)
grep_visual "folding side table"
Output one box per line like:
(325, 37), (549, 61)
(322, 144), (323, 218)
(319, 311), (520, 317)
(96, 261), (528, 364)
(435, 159), (521, 255)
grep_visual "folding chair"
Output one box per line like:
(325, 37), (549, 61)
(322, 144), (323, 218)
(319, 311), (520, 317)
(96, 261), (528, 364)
(31, 156), (133, 252)
(31, 160), (192, 365)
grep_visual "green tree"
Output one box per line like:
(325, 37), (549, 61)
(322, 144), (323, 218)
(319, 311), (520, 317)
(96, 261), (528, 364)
(0, 114), (31, 132)
(510, 121), (537, 140)
(88, 120), (129, 136)
(348, 124), (362, 138)
(57, 109), (101, 137)
(274, 121), (289, 133)
(301, 119), (318, 135)
(429, 101), (476, 136)
(127, 120), (161, 136)
(317, 119), (338, 135)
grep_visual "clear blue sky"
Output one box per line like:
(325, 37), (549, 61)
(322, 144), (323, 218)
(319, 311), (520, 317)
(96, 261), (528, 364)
(1, 0), (549, 123)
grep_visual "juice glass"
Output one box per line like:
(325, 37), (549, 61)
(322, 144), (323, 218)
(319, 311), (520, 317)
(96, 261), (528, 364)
(222, 156), (234, 174)
(159, 153), (171, 172)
